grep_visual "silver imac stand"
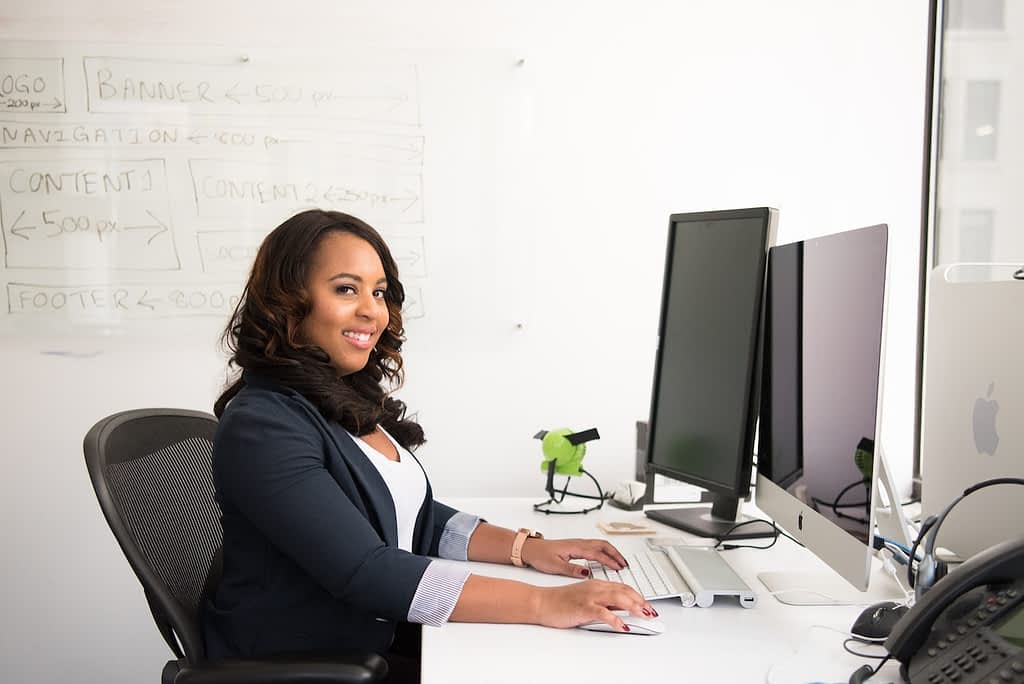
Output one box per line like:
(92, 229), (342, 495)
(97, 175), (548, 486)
(758, 446), (913, 606)
(873, 443), (916, 551)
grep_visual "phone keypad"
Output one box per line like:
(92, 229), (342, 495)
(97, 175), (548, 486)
(909, 580), (1024, 684)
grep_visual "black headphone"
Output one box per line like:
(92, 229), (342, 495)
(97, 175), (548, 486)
(908, 477), (1024, 600)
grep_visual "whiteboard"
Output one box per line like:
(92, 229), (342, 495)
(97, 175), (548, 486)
(0, 7), (932, 684)
(0, 42), (509, 332)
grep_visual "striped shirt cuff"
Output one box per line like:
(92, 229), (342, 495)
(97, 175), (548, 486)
(437, 511), (482, 561)
(407, 561), (472, 626)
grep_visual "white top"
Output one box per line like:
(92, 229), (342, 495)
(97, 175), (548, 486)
(349, 427), (428, 552)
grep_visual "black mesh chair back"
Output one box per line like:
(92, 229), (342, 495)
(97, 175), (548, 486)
(84, 408), (223, 663)
(84, 408), (387, 684)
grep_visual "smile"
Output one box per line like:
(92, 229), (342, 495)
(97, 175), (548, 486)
(343, 331), (373, 343)
(342, 330), (375, 350)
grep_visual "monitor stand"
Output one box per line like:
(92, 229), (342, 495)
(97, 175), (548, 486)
(873, 443), (916, 550)
(645, 494), (776, 540)
(760, 448), (913, 605)
(758, 562), (906, 607)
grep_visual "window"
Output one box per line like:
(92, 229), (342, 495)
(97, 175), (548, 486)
(962, 80), (999, 161)
(957, 209), (994, 262)
(930, 0), (1019, 266)
(946, 0), (1004, 30)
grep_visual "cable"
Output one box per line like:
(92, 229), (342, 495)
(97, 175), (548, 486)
(842, 638), (888, 659)
(774, 526), (804, 547)
(720, 536), (778, 551)
(714, 518), (780, 550)
(877, 549), (914, 602)
(881, 542), (911, 568)
(810, 478), (871, 524)
(874, 534), (913, 558)
(764, 624), (891, 684)
(710, 517), (808, 551)
(848, 655), (892, 684)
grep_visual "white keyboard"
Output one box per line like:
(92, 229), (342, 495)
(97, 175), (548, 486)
(588, 550), (683, 600)
(588, 545), (758, 608)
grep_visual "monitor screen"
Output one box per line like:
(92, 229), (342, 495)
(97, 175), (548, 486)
(756, 223), (888, 595)
(644, 207), (777, 539)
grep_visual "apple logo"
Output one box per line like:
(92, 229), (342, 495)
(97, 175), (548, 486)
(972, 382), (1000, 455)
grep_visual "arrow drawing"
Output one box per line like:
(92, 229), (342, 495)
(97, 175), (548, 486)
(9, 211), (37, 239)
(395, 250), (421, 269)
(389, 191), (420, 213)
(121, 210), (169, 244)
(224, 83), (251, 104)
(136, 289), (159, 310)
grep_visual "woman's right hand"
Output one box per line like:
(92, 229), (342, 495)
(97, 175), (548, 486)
(534, 579), (658, 632)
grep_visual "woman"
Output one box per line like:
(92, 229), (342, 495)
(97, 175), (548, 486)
(203, 209), (653, 680)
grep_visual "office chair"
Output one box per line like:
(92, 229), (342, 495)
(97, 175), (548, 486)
(84, 408), (388, 684)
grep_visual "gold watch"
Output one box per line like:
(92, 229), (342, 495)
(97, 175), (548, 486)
(510, 528), (543, 567)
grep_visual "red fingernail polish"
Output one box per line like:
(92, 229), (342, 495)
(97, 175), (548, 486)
(622, 625), (630, 632)
(581, 568), (590, 577)
(652, 609), (659, 617)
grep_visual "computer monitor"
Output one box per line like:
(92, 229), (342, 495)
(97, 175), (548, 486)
(755, 223), (892, 602)
(643, 207), (777, 540)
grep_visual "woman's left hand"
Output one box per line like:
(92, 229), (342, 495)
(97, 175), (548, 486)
(520, 537), (627, 578)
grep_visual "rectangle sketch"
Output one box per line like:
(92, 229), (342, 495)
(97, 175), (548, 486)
(385, 235), (427, 278)
(188, 158), (423, 224)
(198, 231), (427, 283)
(0, 158), (179, 270)
(196, 230), (258, 274)
(83, 56), (420, 125)
(402, 284), (424, 320)
(0, 57), (66, 113)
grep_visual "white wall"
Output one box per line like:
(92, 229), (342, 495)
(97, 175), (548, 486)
(0, 2), (929, 682)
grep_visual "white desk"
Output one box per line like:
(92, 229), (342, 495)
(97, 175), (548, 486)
(422, 498), (906, 684)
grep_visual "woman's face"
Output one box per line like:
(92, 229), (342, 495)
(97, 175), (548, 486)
(299, 232), (390, 376)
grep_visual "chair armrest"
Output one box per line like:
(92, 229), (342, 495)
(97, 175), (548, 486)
(171, 651), (388, 684)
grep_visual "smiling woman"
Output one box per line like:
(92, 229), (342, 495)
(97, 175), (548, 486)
(204, 209), (655, 683)
(299, 232), (392, 378)
(213, 209), (416, 443)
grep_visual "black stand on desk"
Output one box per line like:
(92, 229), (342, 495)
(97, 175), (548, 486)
(533, 459), (606, 515)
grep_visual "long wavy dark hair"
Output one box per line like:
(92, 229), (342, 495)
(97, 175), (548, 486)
(214, 209), (425, 450)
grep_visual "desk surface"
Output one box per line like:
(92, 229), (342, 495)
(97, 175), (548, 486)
(422, 498), (906, 684)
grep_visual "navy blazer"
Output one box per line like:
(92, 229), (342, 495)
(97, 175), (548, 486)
(203, 372), (459, 659)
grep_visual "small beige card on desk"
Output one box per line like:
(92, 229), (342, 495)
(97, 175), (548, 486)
(597, 520), (658, 535)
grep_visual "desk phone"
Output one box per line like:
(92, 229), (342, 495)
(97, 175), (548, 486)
(886, 537), (1024, 683)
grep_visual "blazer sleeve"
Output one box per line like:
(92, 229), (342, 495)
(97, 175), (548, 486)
(213, 392), (432, 621)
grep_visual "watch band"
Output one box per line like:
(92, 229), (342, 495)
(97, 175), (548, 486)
(510, 528), (543, 567)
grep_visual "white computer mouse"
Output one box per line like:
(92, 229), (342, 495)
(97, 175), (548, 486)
(576, 610), (666, 636)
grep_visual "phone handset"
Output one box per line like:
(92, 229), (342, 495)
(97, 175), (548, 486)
(885, 535), (1024, 671)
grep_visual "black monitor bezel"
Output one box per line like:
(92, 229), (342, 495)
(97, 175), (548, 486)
(645, 207), (774, 500)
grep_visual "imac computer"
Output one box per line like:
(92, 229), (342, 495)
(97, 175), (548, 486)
(755, 223), (904, 604)
(643, 207), (778, 540)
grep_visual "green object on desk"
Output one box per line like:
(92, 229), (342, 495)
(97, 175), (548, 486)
(533, 427), (599, 476)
